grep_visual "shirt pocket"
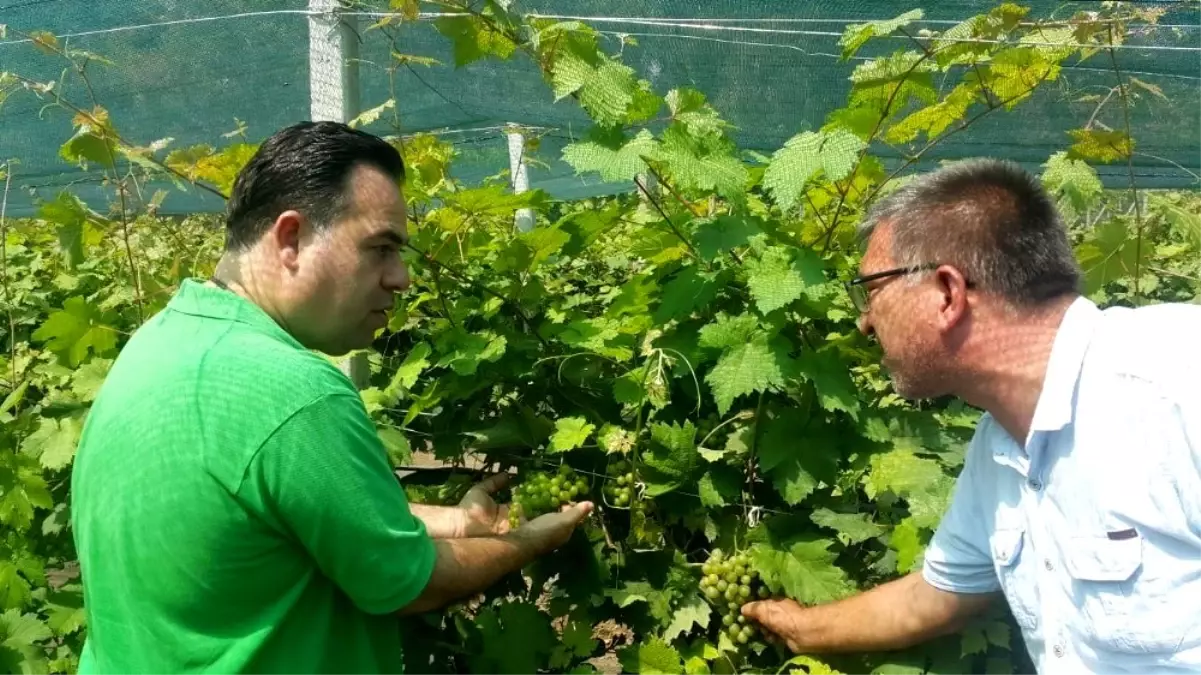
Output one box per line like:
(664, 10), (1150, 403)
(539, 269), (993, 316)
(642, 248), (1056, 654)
(991, 527), (1040, 634)
(1062, 531), (1184, 654)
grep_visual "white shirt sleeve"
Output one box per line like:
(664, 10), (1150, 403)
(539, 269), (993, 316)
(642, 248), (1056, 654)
(921, 422), (1001, 594)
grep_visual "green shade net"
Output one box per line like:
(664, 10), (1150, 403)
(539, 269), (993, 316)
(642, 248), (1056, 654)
(1, 0), (1197, 218)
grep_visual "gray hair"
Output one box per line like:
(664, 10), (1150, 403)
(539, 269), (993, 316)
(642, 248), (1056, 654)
(856, 158), (1083, 307)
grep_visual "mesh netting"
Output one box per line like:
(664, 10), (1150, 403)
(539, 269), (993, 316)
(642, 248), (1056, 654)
(1, 0), (1198, 218)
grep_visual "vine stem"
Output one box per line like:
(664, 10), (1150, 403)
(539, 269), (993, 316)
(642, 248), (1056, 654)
(633, 175), (704, 264)
(1, 164), (15, 389)
(1107, 24), (1146, 299)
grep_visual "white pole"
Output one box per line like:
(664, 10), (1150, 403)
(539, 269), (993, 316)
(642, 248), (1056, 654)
(309, 0), (370, 389)
(506, 125), (535, 232)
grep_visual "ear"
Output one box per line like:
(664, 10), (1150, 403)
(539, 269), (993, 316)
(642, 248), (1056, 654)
(934, 264), (970, 333)
(267, 210), (305, 271)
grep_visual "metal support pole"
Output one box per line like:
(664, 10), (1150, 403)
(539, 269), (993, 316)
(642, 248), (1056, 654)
(506, 125), (535, 232)
(309, 0), (370, 388)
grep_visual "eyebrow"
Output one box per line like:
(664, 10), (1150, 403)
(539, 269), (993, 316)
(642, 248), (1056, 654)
(372, 230), (409, 247)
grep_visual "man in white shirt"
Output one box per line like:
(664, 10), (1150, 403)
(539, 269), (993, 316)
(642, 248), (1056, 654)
(742, 158), (1201, 673)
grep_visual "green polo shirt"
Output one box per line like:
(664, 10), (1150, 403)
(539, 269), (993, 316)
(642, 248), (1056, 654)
(70, 279), (436, 674)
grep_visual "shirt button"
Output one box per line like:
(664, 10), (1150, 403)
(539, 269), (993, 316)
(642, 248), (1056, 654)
(1044, 559), (1054, 571)
(1029, 479), (1042, 490)
(1053, 644), (1065, 658)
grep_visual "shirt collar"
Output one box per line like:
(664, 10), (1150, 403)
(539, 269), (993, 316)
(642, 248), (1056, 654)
(1028, 295), (1103, 433)
(166, 278), (302, 349)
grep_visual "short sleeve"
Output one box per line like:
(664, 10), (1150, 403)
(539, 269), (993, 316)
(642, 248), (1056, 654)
(247, 392), (436, 615)
(921, 429), (1000, 595)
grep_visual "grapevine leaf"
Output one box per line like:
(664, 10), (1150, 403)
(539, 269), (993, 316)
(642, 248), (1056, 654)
(698, 314), (760, 351)
(764, 130), (867, 213)
(985, 620), (1011, 648)
(31, 297), (118, 367)
(745, 246), (825, 315)
(43, 588), (85, 637)
(549, 416), (595, 453)
(642, 421), (699, 496)
(865, 450), (954, 529)
(810, 509), (885, 545)
(1066, 128), (1133, 163)
(1075, 218), (1152, 294)
(795, 347), (860, 419)
(618, 637), (684, 675)
(696, 465), (742, 508)
(20, 414), (83, 471)
(562, 127), (658, 183)
(70, 357), (112, 402)
(391, 343), (432, 392)
(655, 123), (748, 200)
(705, 336), (793, 415)
(781, 656), (845, 674)
(377, 426), (412, 467)
(0, 609), (51, 673)
(471, 602), (555, 674)
(1041, 151), (1102, 219)
(871, 655), (928, 675)
(0, 562), (32, 611)
(434, 15), (516, 66)
(662, 594), (711, 642)
(758, 411), (839, 505)
(434, 329), (507, 376)
(692, 216), (762, 261)
(961, 627), (989, 657)
(654, 267), (725, 323)
(579, 60), (638, 126)
(890, 517), (925, 573)
(840, 9), (924, 59)
(750, 539), (855, 604)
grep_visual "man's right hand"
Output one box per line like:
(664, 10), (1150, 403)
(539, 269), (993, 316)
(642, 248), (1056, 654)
(514, 501), (594, 555)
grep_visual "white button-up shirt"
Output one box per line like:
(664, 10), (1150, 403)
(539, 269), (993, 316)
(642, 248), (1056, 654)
(921, 296), (1201, 673)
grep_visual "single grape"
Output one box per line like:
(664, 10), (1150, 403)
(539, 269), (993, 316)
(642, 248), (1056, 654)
(737, 615), (747, 626)
(702, 563), (714, 576)
(726, 625), (740, 638)
(722, 614), (735, 626)
(616, 494), (630, 506)
(716, 580), (728, 593)
(704, 587), (719, 600)
(738, 586), (750, 599)
(559, 463), (572, 476)
(757, 587), (770, 599)
(740, 574), (751, 585)
(736, 632), (749, 645)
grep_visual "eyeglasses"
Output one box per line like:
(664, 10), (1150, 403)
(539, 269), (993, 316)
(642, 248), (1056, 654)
(844, 263), (939, 313)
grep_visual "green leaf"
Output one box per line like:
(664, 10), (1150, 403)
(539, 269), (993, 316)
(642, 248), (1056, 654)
(43, 589), (85, 637)
(60, 121), (117, 169)
(1041, 151), (1102, 219)
(961, 627), (989, 657)
(865, 450), (954, 529)
(757, 410), (839, 505)
(0, 562), (32, 611)
(435, 330), (507, 376)
(663, 594), (711, 642)
(20, 415), (83, 471)
(1075, 218), (1153, 294)
(706, 336), (793, 415)
(840, 9), (924, 59)
(750, 539), (855, 605)
(434, 15), (516, 66)
(795, 347), (860, 420)
(31, 296), (118, 367)
(654, 123), (748, 201)
(764, 130), (866, 213)
(562, 128), (658, 183)
(692, 216), (762, 261)
(549, 416), (595, 453)
(618, 637), (684, 675)
(1066, 128), (1133, 163)
(70, 357), (112, 402)
(390, 343), (432, 393)
(696, 465), (742, 508)
(745, 246), (827, 315)
(654, 267), (725, 323)
(471, 602), (556, 674)
(810, 509), (885, 545)
(579, 60), (638, 126)
(985, 620), (1011, 648)
(642, 421), (699, 496)
(0, 609), (51, 655)
(377, 426), (412, 467)
(698, 314), (760, 351)
(890, 517), (925, 573)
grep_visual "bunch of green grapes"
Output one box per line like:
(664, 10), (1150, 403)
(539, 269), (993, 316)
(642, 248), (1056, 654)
(508, 464), (590, 528)
(699, 550), (770, 645)
(602, 458), (637, 508)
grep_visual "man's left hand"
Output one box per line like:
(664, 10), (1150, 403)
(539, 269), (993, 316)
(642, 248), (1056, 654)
(457, 473), (512, 537)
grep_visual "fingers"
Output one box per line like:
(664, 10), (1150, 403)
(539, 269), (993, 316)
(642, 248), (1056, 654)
(560, 500), (594, 523)
(471, 472), (510, 494)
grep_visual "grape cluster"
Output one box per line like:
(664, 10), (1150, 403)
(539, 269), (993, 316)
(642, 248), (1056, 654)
(602, 459), (637, 508)
(508, 464), (590, 528)
(699, 550), (769, 645)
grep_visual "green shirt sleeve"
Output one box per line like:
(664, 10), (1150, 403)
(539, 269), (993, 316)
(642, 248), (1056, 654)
(246, 392), (436, 615)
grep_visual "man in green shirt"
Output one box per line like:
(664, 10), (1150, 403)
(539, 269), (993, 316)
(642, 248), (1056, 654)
(69, 121), (593, 674)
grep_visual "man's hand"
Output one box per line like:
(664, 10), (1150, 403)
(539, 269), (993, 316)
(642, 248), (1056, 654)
(457, 473), (512, 537)
(512, 501), (594, 555)
(741, 599), (806, 652)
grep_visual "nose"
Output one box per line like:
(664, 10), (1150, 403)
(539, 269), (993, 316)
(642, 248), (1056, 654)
(383, 257), (410, 293)
(857, 312), (874, 337)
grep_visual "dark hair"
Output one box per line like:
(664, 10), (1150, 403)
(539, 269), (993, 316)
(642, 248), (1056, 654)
(857, 158), (1082, 307)
(224, 121), (405, 251)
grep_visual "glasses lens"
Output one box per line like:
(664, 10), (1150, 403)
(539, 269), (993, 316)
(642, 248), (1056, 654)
(848, 284), (868, 312)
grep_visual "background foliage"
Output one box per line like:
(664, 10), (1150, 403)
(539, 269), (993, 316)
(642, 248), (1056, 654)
(1, 3), (1198, 674)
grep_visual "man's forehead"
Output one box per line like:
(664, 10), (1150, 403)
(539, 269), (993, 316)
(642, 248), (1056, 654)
(858, 221), (895, 273)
